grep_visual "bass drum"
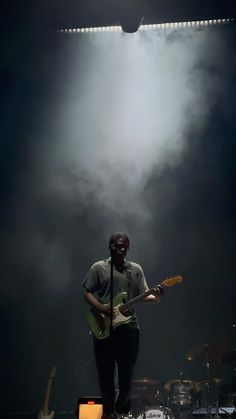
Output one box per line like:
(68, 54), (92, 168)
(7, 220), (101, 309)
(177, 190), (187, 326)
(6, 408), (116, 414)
(136, 405), (174, 419)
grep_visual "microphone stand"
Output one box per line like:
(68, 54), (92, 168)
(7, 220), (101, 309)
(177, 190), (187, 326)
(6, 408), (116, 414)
(109, 249), (114, 337)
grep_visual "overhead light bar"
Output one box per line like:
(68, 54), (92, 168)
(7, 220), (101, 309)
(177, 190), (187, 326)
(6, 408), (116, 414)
(141, 18), (234, 31)
(57, 18), (234, 34)
(58, 26), (121, 33)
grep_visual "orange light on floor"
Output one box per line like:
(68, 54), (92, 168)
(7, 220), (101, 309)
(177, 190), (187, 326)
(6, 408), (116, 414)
(77, 397), (103, 419)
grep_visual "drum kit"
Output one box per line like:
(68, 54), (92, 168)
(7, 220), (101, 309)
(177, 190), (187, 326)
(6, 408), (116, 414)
(131, 341), (236, 419)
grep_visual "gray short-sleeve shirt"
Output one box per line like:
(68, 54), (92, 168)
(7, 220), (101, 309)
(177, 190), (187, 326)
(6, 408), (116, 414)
(82, 258), (149, 329)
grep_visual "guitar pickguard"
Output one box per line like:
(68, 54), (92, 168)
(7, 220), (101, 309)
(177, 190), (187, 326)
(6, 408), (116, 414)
(87, 292), (132, 339)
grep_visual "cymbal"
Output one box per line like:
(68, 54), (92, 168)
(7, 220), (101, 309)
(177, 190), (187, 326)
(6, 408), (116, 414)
(133, 378), (160, 386)
(186, 343), (236, 364)
(200, 377), (225, 386)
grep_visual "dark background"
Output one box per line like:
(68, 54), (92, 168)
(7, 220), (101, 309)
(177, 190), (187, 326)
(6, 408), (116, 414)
(0, 0), (236, 415)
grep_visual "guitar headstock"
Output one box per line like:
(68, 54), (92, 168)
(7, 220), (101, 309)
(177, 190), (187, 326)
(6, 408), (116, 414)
(162, 275), (183, 288)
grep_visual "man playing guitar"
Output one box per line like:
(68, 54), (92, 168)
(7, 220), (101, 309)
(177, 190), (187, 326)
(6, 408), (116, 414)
(83, 232), (164, 419)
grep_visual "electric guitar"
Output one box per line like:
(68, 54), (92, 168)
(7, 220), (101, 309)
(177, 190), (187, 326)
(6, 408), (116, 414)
(87, 275), (183, 339)
(38, 366), (57, 419)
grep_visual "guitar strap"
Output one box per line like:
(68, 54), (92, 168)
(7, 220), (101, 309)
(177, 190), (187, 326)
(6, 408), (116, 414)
(126, 262), (132, 301)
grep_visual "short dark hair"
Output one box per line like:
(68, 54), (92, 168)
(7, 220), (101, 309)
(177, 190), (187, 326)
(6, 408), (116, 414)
(108, 232), (130, 250)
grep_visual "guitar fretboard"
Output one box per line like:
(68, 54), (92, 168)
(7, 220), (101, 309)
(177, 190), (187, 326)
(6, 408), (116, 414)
(123, 286), (158, 309)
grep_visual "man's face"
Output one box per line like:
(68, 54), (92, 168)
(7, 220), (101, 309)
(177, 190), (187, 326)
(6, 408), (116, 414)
(112, 237), (129, 264)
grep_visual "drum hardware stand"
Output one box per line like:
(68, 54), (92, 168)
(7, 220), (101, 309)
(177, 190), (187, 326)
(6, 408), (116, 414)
(186, 334), (236, 419)
(202, 345), (217, 419)
(205, 346), (211, 415)
(214, 399), (221, 419)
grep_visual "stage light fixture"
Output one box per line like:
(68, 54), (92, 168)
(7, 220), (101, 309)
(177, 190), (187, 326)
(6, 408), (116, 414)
(118, 0), (144, 33)
(120, 14), (144, 33)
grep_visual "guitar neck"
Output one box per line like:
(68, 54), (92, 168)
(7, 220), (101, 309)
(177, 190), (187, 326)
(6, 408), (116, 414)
(42, 366), (57, 415)
(43, 380), (52, 415)
(123, 286), (159, 309)
(122, 275), (182, 309)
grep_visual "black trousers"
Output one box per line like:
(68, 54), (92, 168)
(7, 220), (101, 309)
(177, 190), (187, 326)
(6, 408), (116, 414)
(93, 325), (140, 416)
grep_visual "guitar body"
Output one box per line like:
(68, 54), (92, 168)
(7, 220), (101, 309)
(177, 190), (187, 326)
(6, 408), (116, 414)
(86, 291), (132, 339)
(38, 412), (55, 419)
